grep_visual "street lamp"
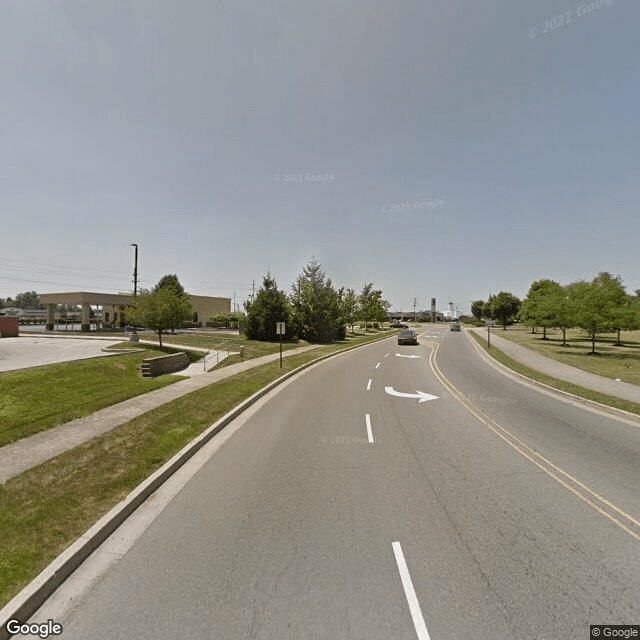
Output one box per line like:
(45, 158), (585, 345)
(130, 243), (138, 337)
(130, 243), (138, 297)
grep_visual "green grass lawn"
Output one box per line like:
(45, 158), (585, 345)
(0, 348), (191, 447)
(138, 330), (311, 358)
(483, 324), (640, 386)
(0, 329), (396, 608)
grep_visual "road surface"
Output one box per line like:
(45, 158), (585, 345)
(27, 325), (640, 639)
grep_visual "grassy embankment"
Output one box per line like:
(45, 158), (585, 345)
(0, 328), (397, 607)
(468, 330), (640, 417)
(0, 346), (199, 447)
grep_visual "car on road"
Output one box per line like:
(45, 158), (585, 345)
(450, 322), (461, 332)
(390, 321), (409, 328)
(397, 329), (418, 345)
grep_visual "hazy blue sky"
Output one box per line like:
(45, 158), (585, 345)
(1, 0), (638, 313)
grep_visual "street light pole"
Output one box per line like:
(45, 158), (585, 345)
(130, 243), (138, 297)
(130, 243), (138, 336)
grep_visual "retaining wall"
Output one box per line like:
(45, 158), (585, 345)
(141, 352), (190, 377)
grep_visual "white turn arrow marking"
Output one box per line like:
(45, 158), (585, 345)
(385, 387), (439, 403)
(395, 354), (421, 359)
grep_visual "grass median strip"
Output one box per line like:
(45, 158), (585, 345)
(469, 332), (640, 417)
(484, 325), (640, 386)
(0, 330), (396, 608)
(0, 348), (198, 447)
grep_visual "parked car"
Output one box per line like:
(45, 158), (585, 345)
(391, 321), (409, 328)
(397, 329), (418, 345)
(450, 322), (461, 332)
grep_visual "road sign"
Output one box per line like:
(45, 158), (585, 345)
(276, 322), (285, 368)
(485, 320), (492, 327)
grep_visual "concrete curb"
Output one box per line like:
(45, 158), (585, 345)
(0, 330), (397, 637)
(464, 328), (640, 426)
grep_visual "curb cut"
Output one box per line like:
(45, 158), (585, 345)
(464, 328), (640, 427)
(0, 330), (396, 638)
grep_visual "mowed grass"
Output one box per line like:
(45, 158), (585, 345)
(138, 330), (311, 358)
(0, 348), (194, 447)
(205, 325), (395, 371)
(487, 324), (640, 386)
(469, 331), (640, 416)
(0, 329), (396, 608)
(139, 325), (396, 369)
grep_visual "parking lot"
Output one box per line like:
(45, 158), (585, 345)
(0, 336), (124, 372)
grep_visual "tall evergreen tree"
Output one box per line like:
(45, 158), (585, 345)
(244, 274), (291, 341)
(290, 258), (343, 343)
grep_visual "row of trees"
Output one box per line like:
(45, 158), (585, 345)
(244, 258), (391, 343)
(0, 291), (44, 309)
(471, 272), (640, 354)
(470, 292), (522, 330)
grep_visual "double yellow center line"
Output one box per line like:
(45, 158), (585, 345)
(427, 342), (640, 543)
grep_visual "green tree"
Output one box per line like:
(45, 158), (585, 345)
(244, 274), (291, 341)
(14, 291), (43, 310)
(358, 284), (386, 329)
(470, 300), (484, 320)
(611, 296), (640, 346)
(520, 279), (564, 339)
(290, 258), (343, 343)
(568, 273), (626, 354)
(340, 288), (360, 334)
(490, 292), (521, 330)
(126, 287), (194, 347)
(549, 284), (575, 347)
(209, 311), (245, 329)
(153, 275), (189, 332)
(154, 274), (186, 296)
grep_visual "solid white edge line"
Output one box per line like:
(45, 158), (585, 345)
(365, 413), (374, 443)
(392, 541), (431, 640)
(367, 379), (372, 390)
(375, 362), (381, 369)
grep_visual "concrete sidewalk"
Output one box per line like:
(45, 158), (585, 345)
(0, 343), (322, 483)
(469, 327), (640, 404)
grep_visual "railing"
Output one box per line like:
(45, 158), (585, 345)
(203, 340), (244, 371)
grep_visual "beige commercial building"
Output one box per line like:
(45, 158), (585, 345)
(39, 291), (231, 331)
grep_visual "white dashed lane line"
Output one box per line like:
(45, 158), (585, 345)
(365, 414), (374, 443)
(392, 541), (431, 640)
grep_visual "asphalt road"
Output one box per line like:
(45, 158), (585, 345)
(27, 325), (640, 639)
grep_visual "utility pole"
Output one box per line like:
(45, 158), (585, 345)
(233, 291), (236, 313)
(130, 243), (139, 296)
(413, 298), (417, 322)
(130, 243), (139, 339)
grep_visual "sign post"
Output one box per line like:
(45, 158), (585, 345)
(276, 322), (285, 367)
(485, 319), (491, 347)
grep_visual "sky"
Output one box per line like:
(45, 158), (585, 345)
(1, 0), (638, 314)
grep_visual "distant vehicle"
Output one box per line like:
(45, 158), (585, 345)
(397, 329), (418, 345)
(450, 322), (461, 332)
(391, 321), (409, 328)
